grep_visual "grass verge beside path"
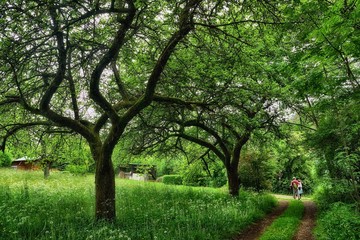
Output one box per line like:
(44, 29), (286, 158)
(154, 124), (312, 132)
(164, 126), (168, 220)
(259, 200), (304, 240)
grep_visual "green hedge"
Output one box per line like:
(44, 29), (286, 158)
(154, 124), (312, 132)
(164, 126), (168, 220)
(162, 175), (183, 185)
(65, 164), (88, 175)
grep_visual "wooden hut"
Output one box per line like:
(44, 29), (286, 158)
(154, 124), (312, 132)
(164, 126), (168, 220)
(11, 157), (40, 170)
(118, 163), (156, 181)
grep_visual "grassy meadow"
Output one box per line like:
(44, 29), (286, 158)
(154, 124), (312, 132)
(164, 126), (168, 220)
(0, 168), (277, 240)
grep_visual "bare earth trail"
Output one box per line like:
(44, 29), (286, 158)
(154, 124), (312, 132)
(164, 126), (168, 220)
(292, 200), (317, 240)
(232, 195), (317, 240)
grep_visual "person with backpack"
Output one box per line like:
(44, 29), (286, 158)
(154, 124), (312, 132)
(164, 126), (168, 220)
(290, 177), (300, 199)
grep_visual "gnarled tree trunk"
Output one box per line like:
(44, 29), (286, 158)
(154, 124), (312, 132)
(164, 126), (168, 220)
(226, 137), (249, 197)
(227, 166), (240, 197)
(92, 145), (116, 221)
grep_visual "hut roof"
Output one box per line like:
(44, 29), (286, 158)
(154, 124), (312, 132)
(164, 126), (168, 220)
(12, 156), (39, 162)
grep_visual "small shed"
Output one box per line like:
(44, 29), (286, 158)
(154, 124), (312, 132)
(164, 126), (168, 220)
(11, 157), (40, 170)
(118, 163), (156, 181)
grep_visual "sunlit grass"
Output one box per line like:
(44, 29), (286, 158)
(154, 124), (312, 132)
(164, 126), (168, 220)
(0, 168), (277, 240)
(314, 202), (360, 240)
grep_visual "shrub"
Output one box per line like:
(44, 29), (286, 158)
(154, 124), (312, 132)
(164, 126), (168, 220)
(315, 202), (360, 240)
(239, 151), (275, 192)
(162, 175), (182, 185)
(208, 165), (227, 188)
(0, 152), (12, 167)
(313, 179), (355, 211)
(65, 164), (88, 175)
(181, 161), (208, 186)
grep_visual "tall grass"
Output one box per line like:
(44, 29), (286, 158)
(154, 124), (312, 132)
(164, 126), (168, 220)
(259, 200), (304, 240)
(313, 179), (360, 240)
(314, 202), (360, 240)
(0, 169), (276, 240)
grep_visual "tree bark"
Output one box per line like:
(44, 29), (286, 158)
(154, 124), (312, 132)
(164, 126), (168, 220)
(43, 161), (51, 179)
(227, 166), (240, 197)
(93, 146), (116, 221)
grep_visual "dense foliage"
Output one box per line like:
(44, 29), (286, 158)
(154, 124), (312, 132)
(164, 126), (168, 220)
(0, 152), (11, 167)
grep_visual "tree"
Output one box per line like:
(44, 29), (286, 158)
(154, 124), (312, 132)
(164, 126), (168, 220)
(280, 0), (359, 205)
(279, 0), (359, 147)
(0, 0), (205, 221)
(128, 2), (290, 196)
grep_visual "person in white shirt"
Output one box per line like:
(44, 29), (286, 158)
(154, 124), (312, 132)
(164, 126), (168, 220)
(298, 179), (303, 200)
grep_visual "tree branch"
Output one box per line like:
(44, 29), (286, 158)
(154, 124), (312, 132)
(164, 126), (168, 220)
(67, 48), (80, 120)
(0, 121), (53, 152)
(119, 0), (202, 125)
(89, 1), (136, 124)
(176, 132), (225, 162)
(111, 61), (131, 101)
(40, 6), (67, 112)
(153, 94), (212, 109)
(183, 120), (231, 160)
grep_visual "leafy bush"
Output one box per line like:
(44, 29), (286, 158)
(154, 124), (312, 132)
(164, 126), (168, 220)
(65, 164), (88, 175)
(314, 176), (360, 239)
(239, 150), (275, 192)
(162, 174), (182, 185)
(313, 179), (355, 211)
(207, 165), (227, 188)
(0, 152), (12, 167)
(181, 161), (208, 186)
(315, 203), (360, 240)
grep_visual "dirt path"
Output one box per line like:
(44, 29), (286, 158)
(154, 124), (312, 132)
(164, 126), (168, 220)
(232, 200), (289, 240)
(232, 196), (317, 240)
(293, 200), (317, 240)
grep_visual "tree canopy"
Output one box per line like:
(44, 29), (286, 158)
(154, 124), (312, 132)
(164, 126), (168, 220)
(1, 0), (359, 219)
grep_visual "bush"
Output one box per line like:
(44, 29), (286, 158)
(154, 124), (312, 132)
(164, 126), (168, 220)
(0, 152), (12, 167)
(182, 162), (208, 187)
(313, 179), (355, 211)
(65, 164), (88, 175)
(239, 151), (275, 192)
(315, 202), (360, 240)
(208, 166), (227, 188)
(162, 175), (182, 185)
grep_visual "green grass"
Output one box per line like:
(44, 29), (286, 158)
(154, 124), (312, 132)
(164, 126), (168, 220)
(0, 169), (277, 240)
(259, 200), (304, 240)
(314, 202), (360, 240)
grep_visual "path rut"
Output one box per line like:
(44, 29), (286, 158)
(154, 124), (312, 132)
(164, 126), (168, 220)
(293, 200), (317, 240)
(232, 197), (317, 240)
(232, 200), (289, 240)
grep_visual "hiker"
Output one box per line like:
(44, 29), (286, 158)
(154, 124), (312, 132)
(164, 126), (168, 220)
(290, 177), (300, 199)
(298, 179), (303, 200)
